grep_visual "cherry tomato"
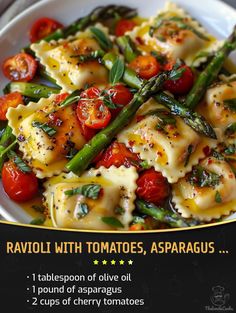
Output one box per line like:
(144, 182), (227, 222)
(30, 17), (63, 43)
(129, 224), (146, 231)
(129, 55), (160, 80)
(164, 65), (194, 95)
(115, 19), (137, 37)
(2, 53), (37, 82)
(2, 160), (38, 202)
(78, 119), (97, 141)
(54, 93), (69, 104)
(0, 92), (23, 120)
(96, 141), (140, 168)
(136, 168), (170, 205)
(76, 87), (111, 129)
(107, 84), (133, 117)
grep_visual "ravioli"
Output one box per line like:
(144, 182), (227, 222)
(128, 2), (217, 66)
(172, 156), (236, 221)
(44, 166), (138, 230)
(197, 81), (236, 145)
(7, 94), (86, 178)
(31, 24), (109, 92)
(117, 98), (217, 183)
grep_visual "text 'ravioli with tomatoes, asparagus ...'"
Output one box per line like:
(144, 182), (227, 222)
(1, 2), (236, 231)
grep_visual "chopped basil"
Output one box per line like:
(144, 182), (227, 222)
(90, 27), (113, 51)
(109, 58), (125, 85)
(8, 150), (32, 173)
(75, 203), (89, 219)
(70, 49), (105, 64)
(188, 165), (221, 187)
(184, 145), (193, 167)
(100, 89), (122, 109)
(65, 184), (101, 199)
(30, 216), (46, 225)
(212, 150), (225, 161)
(101, 216), (124, 228)
(169, 66), (186, 81)
(223, 98), (236, 112)
(140, 160), (150, 169)
(114, 206), (125, 215)
(32, 121), (57, 137)
(215, 191), (222, 203)
(224, 145), (236, 155)
(225, 123), (236, 137)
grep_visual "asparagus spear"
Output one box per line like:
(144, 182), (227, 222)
(66, 72), (169, 175)
(185, 26), (236, 109)
(116, 35), (139, 62)
(0, 126), (16, 172)
(103, 52), (216, 138)
(23, 5), (137, 53)
(4, 82), (61, 99)
(135, 200), (199, 228)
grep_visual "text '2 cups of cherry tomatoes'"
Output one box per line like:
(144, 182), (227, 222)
(2, 53), (37, 82)
(115, 19), (137, 37)
(76, 87), (111, 130)
(30, 17), (63, 43)
(0, 92), (23, 120)
(136, 168), (170, 205)
(129, 55), (160, 80)
(2, 160), (38, 202)
(164, 65), (194, 95)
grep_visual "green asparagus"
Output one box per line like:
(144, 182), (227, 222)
(185, 26), (236, 109)
(4, 82), (61, 99)
(66, 72), (169, 175)
(116, 35), (139, 62)
(23, 5), (137, 52)
(135, 200), (199, 228)
(103, 52), (216, 138)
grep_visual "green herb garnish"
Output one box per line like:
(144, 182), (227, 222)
(224, 144), (236, 155)
(223, 98), (236, 112)
(30, 216), (46, 225)
(32, 205), (45, 213)
(90, 27), (113, 51)
(75, 203), (89, 219)
(60, 90), (82, 108)
(32, 121), (57, 137)
(114, 206), (125, 215)
(184, 145), (193, 167)
(109, 58), (125, 85)
(225, 123), (236, 137)
(8, 150), (31, 173)
(188, 165), (221, 187)
(71, 49), (105, 64)
(101, 216), (124, 228)
(65, 184), (101, 199)
(215, 191), (222, 203)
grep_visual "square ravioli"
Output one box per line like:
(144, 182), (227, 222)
(7, 94), (86, 178)
(44, 166), (138, 230)
(117, 99), (217, 183)
(172, 156), (236, 221)
(128, 2), (218, 66)
(31, 24), (109, 92)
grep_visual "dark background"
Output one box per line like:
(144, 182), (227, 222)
(0, 221), (235, 312)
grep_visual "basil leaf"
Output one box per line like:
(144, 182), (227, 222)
(8, 150), (31, 173)
(184, 144), (193, 167)
(224, 144), (236, 155)
(65, 184), (101, 199)
(60, 90), (82, 108)
(114, 206), (125, 215)
(223, 98), (236, 112)
(30, 216), (46, 225)
(32, 121), (57, 137)
(188, 166), (221, 187)
(101, 216), (124, 228)
(109, 58), (125, 85)
(90, 27), (113, 51)
(215, 191), (222, 203)
(75, 203), (89, 219)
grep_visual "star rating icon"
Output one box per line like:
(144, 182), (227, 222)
(92, 259), (133, 265)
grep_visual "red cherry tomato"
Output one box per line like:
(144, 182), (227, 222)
(0, 92), (23, 120)
(76, 87), (111, 129)
(96, 141), (140, 168)
(54, 93), (69, 104)
(164, 65), (194, 95)
(107, 84), (133, 117)
(2, 160), (38, 202)
(30, 17), (63, 43)
(78, 119), (97, 141)
(2, 53), (37, 82)
(136, 168), (170, 205)
(115, 19), (137, 37)
(129, 55), (160, 80)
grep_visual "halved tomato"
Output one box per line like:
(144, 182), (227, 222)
(0, 92), (23, 120)
(129, 55), (160, 80)
(30, 17), (63, 43)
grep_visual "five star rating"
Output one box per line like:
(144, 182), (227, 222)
(93, 259), (133, 265)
